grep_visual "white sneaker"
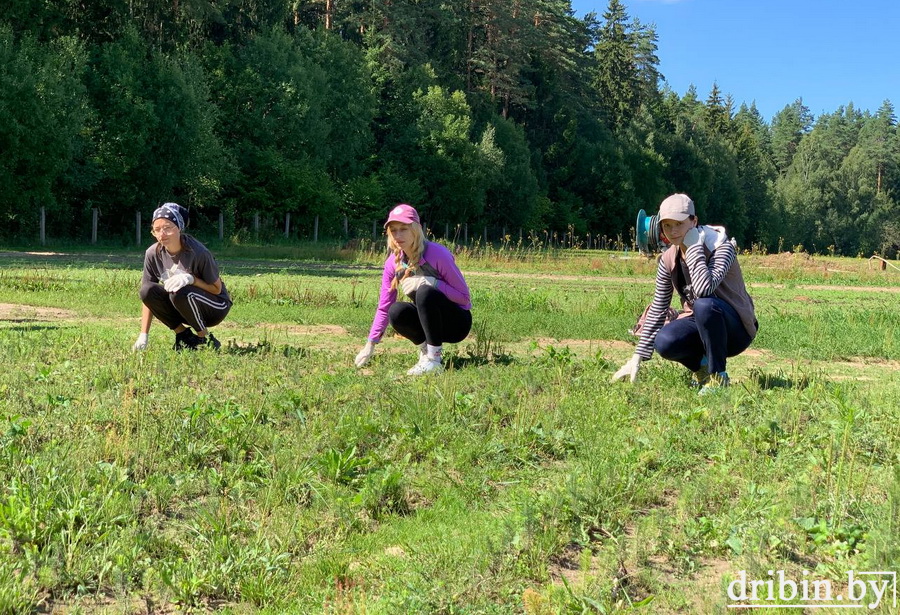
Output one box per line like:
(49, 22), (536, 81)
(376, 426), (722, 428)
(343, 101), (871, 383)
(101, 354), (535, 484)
(407, 358), (444, 376)
(406, 353), (429, 375)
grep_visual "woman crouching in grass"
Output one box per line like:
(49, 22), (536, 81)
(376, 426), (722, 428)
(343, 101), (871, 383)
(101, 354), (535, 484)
(612, 194), (758, 393)
(354, 204), (472, 375)
(132, 203), (232, 352)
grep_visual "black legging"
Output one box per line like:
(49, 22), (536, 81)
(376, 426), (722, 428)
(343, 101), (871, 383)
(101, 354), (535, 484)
(140, 284), (231, 333)
(388, 285), (472, 346)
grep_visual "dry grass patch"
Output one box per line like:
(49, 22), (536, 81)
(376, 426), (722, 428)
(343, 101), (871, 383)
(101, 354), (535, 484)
(0, 302), (78, 321)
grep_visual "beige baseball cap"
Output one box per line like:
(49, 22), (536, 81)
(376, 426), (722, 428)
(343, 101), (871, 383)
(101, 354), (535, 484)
(658, 194), (695, 222)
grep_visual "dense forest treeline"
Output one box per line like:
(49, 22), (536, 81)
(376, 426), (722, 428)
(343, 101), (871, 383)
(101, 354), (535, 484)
(2, 0), (898, 255)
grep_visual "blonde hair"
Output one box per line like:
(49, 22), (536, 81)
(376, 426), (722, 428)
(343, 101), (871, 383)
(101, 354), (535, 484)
(386, 221), (426, 292)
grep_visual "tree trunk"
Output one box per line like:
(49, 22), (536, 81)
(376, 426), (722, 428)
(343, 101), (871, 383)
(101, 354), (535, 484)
(467, 0), (475, 91)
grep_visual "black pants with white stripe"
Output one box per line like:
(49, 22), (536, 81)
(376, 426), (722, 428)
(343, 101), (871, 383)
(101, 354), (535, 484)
(140, 284), (231, 333)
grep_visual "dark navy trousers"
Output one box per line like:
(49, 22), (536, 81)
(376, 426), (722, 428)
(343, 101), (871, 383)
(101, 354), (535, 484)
(654, 297), (752, 374)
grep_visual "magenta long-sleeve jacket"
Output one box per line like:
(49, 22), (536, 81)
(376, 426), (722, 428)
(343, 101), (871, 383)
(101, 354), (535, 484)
(367, 241), (472, 342)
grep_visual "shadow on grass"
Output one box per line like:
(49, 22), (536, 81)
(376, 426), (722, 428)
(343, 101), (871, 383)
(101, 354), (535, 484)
(747, 368), (812, 390)
(445, 352), (516, 370)
(1, 323), (66, 332)
(224, 340), (310, 358)
(0, 250), (373, 278)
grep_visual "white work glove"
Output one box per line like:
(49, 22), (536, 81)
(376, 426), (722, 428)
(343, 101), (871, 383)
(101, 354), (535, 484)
(683, 226), (702, 248)
(163, 272), (194, 292)
(132, 332), (149, 351)
(354, 340), (377, 368)
(611, 354), (643, 384)
(400, 276), (436, 297)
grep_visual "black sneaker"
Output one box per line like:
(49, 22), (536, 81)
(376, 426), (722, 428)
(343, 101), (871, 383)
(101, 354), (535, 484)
(201, 332), (221, 351)
(173, 328), (204, 351)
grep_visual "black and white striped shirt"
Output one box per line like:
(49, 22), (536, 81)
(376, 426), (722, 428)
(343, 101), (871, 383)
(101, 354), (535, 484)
(635, 239), (737, 359)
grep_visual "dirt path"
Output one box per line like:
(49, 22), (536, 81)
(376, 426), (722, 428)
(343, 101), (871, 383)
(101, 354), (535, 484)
(467, 270), (900, 293)
(2, 250), (898, 292)
(2, 303), (897, 377)
(0, 303), (78, 321)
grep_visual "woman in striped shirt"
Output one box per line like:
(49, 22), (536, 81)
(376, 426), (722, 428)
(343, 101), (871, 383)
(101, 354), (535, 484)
(612, 194), (757, 393)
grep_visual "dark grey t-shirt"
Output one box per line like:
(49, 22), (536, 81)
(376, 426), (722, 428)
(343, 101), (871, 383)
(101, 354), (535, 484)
(141, 234), (231, 303)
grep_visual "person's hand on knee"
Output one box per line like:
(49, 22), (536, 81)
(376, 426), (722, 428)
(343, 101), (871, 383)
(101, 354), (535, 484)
(400, 276), (436, 297)
(163, 273), (194, 293)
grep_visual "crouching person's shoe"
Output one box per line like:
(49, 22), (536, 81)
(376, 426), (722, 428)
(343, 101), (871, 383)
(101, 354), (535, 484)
(201, 332), (221, 351)
(699, 371), (730, 395)
(691, 364), (710, 388)
(173, 328), (203, 351)
(407, 358), (444, 376)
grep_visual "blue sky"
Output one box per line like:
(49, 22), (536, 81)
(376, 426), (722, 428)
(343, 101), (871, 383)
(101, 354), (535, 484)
(570, 0), (900, 123)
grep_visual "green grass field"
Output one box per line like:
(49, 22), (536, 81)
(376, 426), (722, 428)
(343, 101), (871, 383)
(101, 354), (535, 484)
(0, 246), (898, 614)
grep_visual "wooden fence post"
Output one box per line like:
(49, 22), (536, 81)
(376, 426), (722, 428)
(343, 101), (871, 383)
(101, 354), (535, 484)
(284, 212), (291, 238)
(372, 220), (377, 241)
(40, 207), (46, 246)
(464, 223), (468, 244)
(91, 208), (98, 244)
(218, 212), (224, 241)
(254, 212), (260, 237)
(314, 215), (319, 242)
(135, 211), (141, 245)
(445, 222), (449, 238)
(343, 215), (348, 236)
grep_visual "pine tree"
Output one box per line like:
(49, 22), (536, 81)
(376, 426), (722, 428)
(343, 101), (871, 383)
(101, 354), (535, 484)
(771, 98), (813, 174)
(592, 0), (639, 129)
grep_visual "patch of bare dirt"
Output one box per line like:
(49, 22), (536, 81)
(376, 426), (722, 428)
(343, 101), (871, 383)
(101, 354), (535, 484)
(0, 303), (77, 321)
(516, 338), (633, 356)
(646, 555), (734, 613)
(741, 347), (773, 358)
(835, 357), (900, 370)
(467, 270), (653, 284)
(35, 594), (181, 615)
(260, 323), (348, 336)
(548, 542), (603, 588)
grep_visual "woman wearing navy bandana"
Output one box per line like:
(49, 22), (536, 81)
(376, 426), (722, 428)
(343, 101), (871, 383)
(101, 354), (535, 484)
(133, 203), (232, 351)
(354, 204), (472, 375)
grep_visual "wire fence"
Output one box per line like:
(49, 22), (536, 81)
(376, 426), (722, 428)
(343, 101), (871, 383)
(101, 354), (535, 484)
(31, 207), (636, 253)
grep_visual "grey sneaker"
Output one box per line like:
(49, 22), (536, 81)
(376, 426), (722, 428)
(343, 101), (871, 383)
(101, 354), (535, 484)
(691, 363), (710, 387)
(699, 371), (730, 395)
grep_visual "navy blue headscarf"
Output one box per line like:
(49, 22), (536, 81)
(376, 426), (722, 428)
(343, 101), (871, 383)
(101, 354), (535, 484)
(152, 203), (189, 230)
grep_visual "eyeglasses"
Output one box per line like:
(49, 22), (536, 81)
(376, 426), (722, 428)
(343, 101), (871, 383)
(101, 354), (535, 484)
(151, 224), (178, 237)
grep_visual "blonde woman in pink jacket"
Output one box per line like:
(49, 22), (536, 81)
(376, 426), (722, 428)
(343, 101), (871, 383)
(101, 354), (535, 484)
(354, 204), (472, 375)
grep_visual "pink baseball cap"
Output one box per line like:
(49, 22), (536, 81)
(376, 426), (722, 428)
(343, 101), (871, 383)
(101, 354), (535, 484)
(384, 204), (420, 228)
(658, 193), (695, 222)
